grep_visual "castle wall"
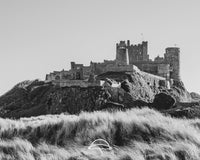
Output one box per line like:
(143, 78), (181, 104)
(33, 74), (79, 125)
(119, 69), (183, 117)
(46, 70), (73, 82)
(141, 63), (158, 75)
(157, 64), (170, 79)
(70, 62), (84, 80)
(128, 61), (170, 80)
(154, 56), (164, 62)
(92, 63), (107, 75)
(52, 80), (100, 87)
(71, 62), (83, 70)
(104, 64), (134, 72)
(82, 66), (92, 79)
(141, 71), (166, 88)
(91, 60), (116, 75)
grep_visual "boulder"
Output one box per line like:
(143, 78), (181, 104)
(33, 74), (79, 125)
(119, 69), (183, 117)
(121, 80), (131, 92)
(190, 92), (200, 101)
(152, 92), (176, 110)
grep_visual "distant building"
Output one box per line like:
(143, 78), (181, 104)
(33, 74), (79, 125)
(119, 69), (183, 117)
(45, 40), (180, 87)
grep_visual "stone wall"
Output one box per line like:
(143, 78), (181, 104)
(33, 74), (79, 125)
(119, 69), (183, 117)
(83, 66), (92, 79)
(130, 61), (170, 79)
(91, 60), (116, 75)
(157, 64), (170, 79)
(140, 71), (166, 88)
(46, 70), (72, 82)
(52, 80), (100, 87)
(104, 64), (134, 73)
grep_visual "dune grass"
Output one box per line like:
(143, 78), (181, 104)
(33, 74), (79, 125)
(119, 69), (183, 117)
(1, 108), (200, 159)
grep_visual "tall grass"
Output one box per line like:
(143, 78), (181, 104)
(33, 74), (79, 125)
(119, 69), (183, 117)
(1, 108), (200, 159)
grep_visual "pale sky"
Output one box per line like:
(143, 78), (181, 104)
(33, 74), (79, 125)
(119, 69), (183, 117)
(0, 0), (200, 96)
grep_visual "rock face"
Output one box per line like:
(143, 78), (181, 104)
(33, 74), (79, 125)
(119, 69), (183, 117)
(98, 71), (158, 103)
(0, 80), (52, 118)
(162, 101), (200, 119)
(169, 80), (192, 102)
(190, 92), (200, 101)
(0, 71), (194, 118)
(0, 80), (110, 118)
(46, 86), (108, 114)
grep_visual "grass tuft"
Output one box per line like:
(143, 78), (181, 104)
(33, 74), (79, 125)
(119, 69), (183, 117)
(1, 108), (200, 159)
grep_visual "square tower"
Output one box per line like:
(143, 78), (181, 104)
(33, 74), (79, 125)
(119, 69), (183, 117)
(164, 47), (180, 80)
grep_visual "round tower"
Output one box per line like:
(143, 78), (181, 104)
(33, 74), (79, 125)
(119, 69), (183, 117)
(164, 47), (180, 80)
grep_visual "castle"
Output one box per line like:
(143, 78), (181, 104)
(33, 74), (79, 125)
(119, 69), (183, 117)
(45, 40), (180, 87)
(116, 40), (180, 80)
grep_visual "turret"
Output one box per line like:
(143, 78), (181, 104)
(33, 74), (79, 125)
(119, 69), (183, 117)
(71, 62), (75, 70)
(164, 47), (180, 80)
(116, 41), (128, 65)
(127, 40), (130, 47)
(141, 41), (148, 61)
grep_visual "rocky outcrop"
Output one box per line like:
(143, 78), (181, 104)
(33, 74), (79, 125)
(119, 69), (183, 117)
(0, 80), (111, 118)
(0, 71), (195, 118)
(190, 92), (200, 101)
(162, 101), (200, 118)
(169, 80), (192, 102)
(46, 86), (109, 114)
(98, 72), (158, 102)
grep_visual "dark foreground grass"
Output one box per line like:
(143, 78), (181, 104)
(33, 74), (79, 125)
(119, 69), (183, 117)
(1, 108), (200, 159)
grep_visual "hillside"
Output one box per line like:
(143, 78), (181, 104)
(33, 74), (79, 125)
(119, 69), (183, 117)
(0, 70), (196, 119)
(1, 108), (200, 159)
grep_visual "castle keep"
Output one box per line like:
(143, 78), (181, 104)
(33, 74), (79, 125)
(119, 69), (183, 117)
(116, 40), (180, 80)
(46, 40), (180, 87)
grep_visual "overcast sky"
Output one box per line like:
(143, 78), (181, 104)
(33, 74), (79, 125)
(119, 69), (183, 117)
(0, 0), (200, 95)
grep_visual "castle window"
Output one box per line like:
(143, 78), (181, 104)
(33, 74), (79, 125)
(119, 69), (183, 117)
(55, 76), (60, 80)
(76, 72), (81, 80)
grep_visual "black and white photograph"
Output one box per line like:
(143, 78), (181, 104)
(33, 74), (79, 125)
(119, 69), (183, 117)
(0, 0), (200, 159)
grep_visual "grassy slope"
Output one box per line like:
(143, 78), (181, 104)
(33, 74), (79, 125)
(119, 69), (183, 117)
(1, 108), (200, 159)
